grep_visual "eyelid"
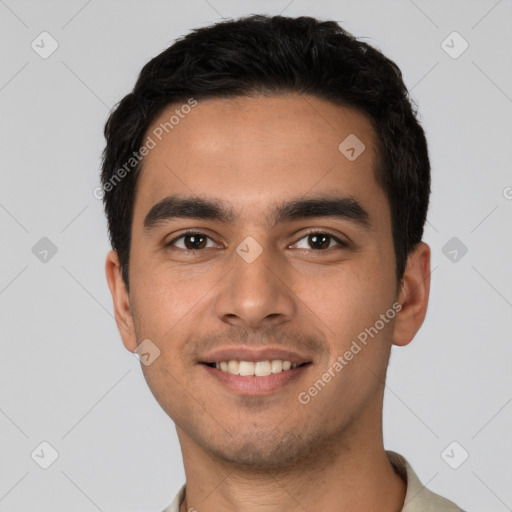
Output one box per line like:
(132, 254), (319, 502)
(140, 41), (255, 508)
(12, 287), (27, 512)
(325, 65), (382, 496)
(164, 229), (221, 249)
(289, 228), (350, 249)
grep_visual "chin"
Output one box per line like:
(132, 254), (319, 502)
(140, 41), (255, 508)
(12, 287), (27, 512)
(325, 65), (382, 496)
(202, 427), (325, 471)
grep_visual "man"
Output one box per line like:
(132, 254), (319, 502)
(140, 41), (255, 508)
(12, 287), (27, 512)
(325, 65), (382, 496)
(101, 14), (465, 512)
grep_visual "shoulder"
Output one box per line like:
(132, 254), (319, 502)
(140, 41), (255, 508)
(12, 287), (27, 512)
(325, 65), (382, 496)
(161, 483), (186, 512)
(386, 451), (465, 512)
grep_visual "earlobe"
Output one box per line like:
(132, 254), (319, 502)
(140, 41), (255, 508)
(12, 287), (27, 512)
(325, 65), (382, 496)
(105, 250), (138, 352)
(392, 242), (431, 347)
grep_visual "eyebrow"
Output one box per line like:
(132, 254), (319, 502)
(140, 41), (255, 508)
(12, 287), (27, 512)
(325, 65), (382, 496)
(143, 194), (371, 231)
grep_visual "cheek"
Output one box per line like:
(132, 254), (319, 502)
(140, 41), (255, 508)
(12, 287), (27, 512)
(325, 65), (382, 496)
(293, 260), (393, 340)
(129, 251), (215, 336)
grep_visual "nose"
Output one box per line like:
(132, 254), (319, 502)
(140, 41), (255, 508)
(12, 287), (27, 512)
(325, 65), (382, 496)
(213, 240), (296, 330)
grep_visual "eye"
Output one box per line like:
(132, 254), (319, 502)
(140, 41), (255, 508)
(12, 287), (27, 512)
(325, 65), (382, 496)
(291, 231), (349, 251)
(164, 230), (349, 253)
(165, 231), (219, 251)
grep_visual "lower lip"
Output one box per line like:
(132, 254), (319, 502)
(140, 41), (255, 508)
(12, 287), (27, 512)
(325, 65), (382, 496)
(202, 364), (310, 395)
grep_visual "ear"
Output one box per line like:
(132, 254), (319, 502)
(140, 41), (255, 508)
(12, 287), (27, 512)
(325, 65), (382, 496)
(105, 250), (137, 352)
(393, 242), (431, 347)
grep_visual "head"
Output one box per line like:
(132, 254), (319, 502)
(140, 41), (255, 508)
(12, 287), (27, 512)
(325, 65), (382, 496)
(103, 15), (431, 470)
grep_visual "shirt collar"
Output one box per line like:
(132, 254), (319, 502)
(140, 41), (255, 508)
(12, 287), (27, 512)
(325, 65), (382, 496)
(163, 451), (463, 512)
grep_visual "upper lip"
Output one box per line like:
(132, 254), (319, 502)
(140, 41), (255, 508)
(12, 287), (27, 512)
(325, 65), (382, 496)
(199, 347), (312, 365)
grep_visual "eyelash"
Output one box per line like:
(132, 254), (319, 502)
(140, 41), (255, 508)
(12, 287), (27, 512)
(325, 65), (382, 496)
(164, 229), (349, 253)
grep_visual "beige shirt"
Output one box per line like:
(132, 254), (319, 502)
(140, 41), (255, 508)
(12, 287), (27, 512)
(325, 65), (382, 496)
(162, 450), (465, 511)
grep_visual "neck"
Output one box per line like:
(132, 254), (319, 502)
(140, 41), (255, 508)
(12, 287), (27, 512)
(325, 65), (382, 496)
(176, 420), (406, 512)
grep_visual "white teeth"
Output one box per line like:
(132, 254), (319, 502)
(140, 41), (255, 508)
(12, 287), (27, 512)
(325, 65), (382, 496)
(213, 359), (300, 376)
(239, 361), (255, 376)
(271, 360), (283, 373)
(228, 360), (240, 375)
(255, 360), (272, 376)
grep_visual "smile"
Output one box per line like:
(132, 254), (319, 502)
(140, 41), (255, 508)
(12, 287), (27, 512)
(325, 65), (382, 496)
(204, 359), (308, 376)
(201, 360), (312, 394)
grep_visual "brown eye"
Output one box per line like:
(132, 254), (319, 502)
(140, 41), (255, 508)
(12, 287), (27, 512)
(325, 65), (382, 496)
(165, 232), (216, 251)
(182, 234), (208, 250)
(293, 232), (348, 251)
(308, 233), (331, 249)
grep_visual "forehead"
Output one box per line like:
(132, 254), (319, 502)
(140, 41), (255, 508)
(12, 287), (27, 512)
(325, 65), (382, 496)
(133, 94), (388, 227)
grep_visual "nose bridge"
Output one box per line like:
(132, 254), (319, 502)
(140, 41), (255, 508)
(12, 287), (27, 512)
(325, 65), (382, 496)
(214, 236), (295, 328)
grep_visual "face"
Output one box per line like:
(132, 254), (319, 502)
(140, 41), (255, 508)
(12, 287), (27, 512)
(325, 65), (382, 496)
(106, 93), (430, 470)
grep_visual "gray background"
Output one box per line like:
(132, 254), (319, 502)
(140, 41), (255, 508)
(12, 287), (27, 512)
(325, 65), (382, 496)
(1, 0), (511, 510)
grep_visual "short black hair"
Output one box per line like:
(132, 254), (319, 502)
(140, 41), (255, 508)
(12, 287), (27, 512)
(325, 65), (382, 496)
(101, 14), (430, 290)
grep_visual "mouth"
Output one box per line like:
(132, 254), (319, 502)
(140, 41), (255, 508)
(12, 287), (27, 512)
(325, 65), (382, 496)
(202, 360), (311, 375)
(200, 359), (313, 395)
